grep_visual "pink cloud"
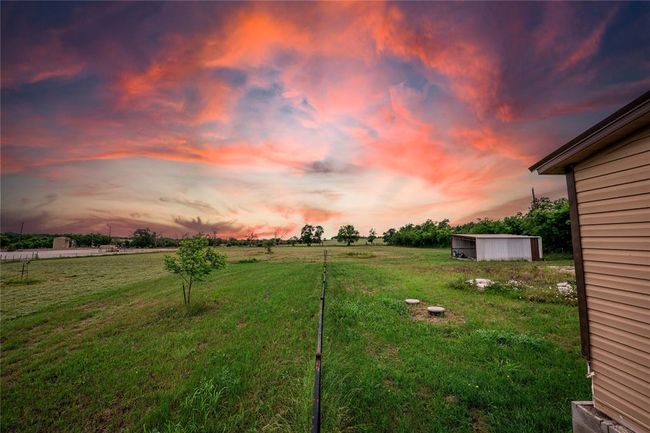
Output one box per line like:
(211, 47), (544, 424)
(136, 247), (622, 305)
(557, 8), (618, 72)
(1, 2), (643, 236)
(271, 204), (342, 224)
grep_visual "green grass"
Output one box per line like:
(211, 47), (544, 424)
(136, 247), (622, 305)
(1, 246), (588, 432)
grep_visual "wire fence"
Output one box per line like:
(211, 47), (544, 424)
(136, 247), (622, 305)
(311, 250), (327, 433)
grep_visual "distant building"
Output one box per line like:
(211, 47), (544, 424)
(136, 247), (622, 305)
(52, 237), (75, 249)
(531, 92), (649, 433)
(451, 234), (542, 261)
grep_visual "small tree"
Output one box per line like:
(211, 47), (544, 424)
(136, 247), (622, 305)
(336, 225), (360, 246)
(314, 225), (324, 245)
(300, 224), (314, 246)
(288, 236), (299, 246)
(262, 239), (274, 253)
(246, 232), (258, 247)
(163, 235), (227, 305)
(367, 228), (377, 244)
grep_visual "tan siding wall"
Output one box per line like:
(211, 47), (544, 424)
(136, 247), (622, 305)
(574, 127), (650, 433)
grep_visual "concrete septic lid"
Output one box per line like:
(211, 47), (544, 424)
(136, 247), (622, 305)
(405, 299), (420, 305)
(427, 306), (446, 315)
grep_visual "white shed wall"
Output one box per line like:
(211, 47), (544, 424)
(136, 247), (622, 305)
(476, 238), (535, 261)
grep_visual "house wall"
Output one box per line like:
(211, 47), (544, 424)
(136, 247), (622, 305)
(476, 238), (533, 261)
(573, 126), (650, 433)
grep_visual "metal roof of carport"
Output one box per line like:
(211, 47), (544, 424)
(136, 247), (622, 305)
(452, 234), (540, 239)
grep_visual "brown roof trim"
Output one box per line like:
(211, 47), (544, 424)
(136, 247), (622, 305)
(530, 91), (650, 175)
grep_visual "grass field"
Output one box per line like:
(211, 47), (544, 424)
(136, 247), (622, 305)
(0, 245), (589, 433)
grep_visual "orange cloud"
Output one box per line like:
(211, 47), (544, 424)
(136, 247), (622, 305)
(2, 2), (640, 237)
(270, 204), (342, 224)
(374, 6), (500, 115)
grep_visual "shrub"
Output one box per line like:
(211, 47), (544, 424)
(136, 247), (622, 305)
(164, 236), (227, 305)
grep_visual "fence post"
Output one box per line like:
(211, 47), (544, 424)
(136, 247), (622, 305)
(311, 250), (327, 433)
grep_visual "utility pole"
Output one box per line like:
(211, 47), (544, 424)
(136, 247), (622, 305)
(531, 187), (537, 208)
(18, 222), (24, 250)
(107, 224), (112, 244)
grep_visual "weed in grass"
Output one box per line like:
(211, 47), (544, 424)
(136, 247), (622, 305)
(472, 329), (547, 348)
(4, 278), (40, 286)
(236, 258), (259, 264)
(156, 302), (211, 320)
(344, 252), (376, 259)
(182, 378), (225, 423)
(376, 296), (408, 316)
(330, 298), (369, 323)
(448, 277), (578, 306)
(184, 301), (211, 317)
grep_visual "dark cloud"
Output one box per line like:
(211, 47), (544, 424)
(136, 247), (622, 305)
(302, 160), (357, 175)
(212, 67), (247, 87)
(172, 216), (239, 234)
(171, 216), (297, 238)
(159, 197), (219, 214)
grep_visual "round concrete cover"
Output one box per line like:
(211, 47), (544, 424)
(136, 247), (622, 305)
(405, 299), (420, 305)
(427, 306), (446, 314)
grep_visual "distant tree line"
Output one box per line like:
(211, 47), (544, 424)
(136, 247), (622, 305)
(1, 197), (570, 253)
(382, 197), (571, 253)
(0, 233), (114, 250)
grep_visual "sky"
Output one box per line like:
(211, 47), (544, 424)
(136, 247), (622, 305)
(1, 1), (649, 238)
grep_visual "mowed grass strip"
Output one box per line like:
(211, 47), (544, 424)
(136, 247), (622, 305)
(1, 246), (589, 432)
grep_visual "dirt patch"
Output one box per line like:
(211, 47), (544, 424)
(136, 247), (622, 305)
(470, 408), (489, 433)
(383, 377), (398, 391)
(547, 265), (575, 275)
(445, 395), (458, 404)
(383, 344), (399, 359)
(93, 402), (129, 433)
(408, 304), (464, 324)
(367, 342), (400, 361)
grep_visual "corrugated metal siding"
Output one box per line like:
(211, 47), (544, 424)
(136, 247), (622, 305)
(574, 127), (650, 433)
(476, 238), (533, 261)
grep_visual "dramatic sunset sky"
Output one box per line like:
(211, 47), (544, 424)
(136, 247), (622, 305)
(1, 2), (649, 238)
